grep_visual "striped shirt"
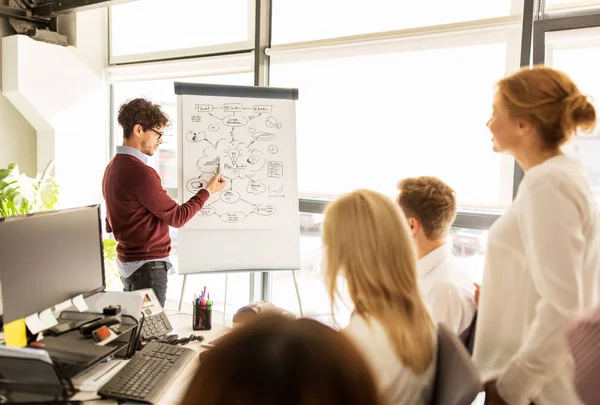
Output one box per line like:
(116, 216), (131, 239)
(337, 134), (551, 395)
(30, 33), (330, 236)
(566, 305), (600, 405)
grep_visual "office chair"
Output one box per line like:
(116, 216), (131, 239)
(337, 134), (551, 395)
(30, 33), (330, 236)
(458, 311), (477, 355)
(430, 323), (482, 405)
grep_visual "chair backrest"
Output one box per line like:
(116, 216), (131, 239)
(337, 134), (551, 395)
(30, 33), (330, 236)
(430, 323), (482, 405)
(458, 311), (477, 355)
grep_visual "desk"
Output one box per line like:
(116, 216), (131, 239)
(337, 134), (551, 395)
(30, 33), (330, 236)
(72, 311), (230, 404)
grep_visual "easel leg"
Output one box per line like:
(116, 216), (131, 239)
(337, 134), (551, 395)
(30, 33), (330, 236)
(178, 274), (188, 312)
(223, 274), (229, 325)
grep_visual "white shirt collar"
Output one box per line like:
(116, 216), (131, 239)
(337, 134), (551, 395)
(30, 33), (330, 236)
(116, 145), (148, 164)
(417, 243), (453, 279)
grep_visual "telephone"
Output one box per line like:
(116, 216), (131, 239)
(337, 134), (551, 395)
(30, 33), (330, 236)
(137, 289), (173, 339)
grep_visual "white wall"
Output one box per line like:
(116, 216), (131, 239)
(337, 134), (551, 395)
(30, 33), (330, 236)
(2, 7), (109, 208)
(0, 1), (36, 177)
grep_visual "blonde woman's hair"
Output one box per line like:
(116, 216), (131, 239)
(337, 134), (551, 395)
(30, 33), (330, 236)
(323, 189), (434, 374)
(497, 65), (596, 148)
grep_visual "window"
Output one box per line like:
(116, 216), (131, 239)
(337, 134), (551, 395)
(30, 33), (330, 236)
(450, 227), (487, 284)
(271, 213), (486, 327)
(110, 0), (253, 63)
(545, 28), (600, 206)
(270, 37), (515, 208)
(272, 0), (513, 44)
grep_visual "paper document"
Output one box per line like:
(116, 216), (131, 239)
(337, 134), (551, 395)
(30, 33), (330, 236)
(54, 299), (73, 312)
(24, 313), (45, 334)
(39, 308), (58, 329)
(73, 294), (89, 312)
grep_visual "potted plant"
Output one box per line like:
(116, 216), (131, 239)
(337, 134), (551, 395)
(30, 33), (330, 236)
(0, 161), (59, 310)
(0, 161), (59, 217)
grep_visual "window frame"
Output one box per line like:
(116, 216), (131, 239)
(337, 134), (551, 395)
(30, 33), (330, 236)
(266, 15), (523, 62)
(299, 198), (500, 230)
(527, 2), (600, 208)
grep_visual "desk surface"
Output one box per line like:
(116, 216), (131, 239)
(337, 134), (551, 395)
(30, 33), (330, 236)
(72, 311), (230, 404)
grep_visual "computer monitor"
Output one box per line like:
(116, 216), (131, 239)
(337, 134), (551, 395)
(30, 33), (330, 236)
(0, 205), (106, 324)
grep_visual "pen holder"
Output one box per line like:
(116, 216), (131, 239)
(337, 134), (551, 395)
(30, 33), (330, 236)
(193, 302), (212, 331)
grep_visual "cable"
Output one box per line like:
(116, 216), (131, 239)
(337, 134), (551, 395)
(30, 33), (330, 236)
(143, 333), (204, 346)
(23, 0), (37, 8)
(12, 0), (28, 9)
(292, 269), (304, 317)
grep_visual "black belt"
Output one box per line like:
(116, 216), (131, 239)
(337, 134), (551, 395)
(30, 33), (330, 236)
(142, 260), (167, 268)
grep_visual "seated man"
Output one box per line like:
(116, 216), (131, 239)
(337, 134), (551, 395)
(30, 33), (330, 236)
(397, 176), (476, 335)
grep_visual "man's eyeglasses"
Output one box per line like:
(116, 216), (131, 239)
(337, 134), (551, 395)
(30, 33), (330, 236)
(149, 128), (164, 140)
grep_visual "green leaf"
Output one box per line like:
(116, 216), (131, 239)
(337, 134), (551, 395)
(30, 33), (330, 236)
(39, 177), (59, 211)
(0, 162), (60, 218)
(103, 238), (118, 260)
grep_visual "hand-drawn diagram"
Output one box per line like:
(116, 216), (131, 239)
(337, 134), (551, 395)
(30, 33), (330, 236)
(265, 116), (282, 129)
(186, 130), (206, 143)
(183, 101), (290, 227)
(268, 185), (285, 198)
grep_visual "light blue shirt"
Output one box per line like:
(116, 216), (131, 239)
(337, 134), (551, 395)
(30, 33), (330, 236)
(114, 146), (174, 278)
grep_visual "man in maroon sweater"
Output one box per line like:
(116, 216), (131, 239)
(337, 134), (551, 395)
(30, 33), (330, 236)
(103, 98), (226, 307)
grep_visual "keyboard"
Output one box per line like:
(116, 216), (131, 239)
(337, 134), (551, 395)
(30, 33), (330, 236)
(98, 341), (196, 404)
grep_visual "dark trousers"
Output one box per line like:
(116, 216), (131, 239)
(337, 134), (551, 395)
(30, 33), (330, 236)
(122, 261), (168, 308)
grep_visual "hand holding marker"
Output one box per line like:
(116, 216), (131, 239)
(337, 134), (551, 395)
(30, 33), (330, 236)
(206, 158), (226, 194)
(217, 156), (228, 181)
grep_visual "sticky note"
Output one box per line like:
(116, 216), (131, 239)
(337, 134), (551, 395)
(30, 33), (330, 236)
(5, 319), (27, 347)
(54, 299), (73, 312)
(25, 313), (45, 334)
(39, 309), (58, 329)
(73, 294), (88, 312)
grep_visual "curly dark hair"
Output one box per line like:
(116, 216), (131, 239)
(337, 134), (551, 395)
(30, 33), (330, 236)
(117, 98), (169, 139)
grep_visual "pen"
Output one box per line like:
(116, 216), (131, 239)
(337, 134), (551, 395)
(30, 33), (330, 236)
(216, 157), (221, 175)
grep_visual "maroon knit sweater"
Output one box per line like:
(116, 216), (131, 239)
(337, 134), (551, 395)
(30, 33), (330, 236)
(102, 154), (209, 262)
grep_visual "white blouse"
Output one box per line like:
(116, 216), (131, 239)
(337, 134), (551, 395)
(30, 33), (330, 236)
(473, 155), (600, 405)
(345, 315), (436, 405)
